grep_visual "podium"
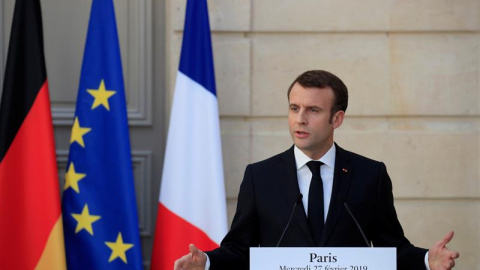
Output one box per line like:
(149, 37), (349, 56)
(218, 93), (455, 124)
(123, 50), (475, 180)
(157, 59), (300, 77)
(250, 247), (396, 270)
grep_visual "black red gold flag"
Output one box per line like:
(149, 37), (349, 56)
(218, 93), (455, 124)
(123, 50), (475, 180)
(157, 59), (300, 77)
(0, 0), (66, 268)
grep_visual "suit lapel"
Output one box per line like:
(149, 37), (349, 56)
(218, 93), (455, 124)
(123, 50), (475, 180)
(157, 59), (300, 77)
(320, 143), (353, 246)
(279, 146), (315, 246)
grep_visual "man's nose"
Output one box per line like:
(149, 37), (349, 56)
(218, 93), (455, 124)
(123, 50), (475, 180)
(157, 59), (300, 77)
(296, 109), (307, 124)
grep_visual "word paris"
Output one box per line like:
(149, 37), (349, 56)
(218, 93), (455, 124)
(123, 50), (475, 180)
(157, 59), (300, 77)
(310, 252), (337, 263)
(250, 247), (395, 270)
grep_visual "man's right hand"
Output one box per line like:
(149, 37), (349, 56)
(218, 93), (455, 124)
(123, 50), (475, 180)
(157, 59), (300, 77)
(174, 244), (207, 270)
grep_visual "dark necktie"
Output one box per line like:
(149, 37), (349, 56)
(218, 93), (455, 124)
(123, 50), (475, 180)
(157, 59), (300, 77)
(306, 161), (324, 246)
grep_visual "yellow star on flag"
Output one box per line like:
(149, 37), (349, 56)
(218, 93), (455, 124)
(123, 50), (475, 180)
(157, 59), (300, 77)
(64, 163), (86, 193)
(70, 117), (91, 148)
(87, 79), (116, 110)
(105, 232), (134, 263)
(71, 204), (101, 235)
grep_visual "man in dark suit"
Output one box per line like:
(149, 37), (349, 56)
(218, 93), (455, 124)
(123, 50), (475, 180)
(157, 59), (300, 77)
(174, 70), (459, 270)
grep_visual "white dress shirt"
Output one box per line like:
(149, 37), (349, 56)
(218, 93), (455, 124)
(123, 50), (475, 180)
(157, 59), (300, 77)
(294, 144), (336, 220)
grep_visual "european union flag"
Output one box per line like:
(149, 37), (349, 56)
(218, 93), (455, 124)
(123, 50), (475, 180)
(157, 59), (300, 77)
(62, 0), (143, 269)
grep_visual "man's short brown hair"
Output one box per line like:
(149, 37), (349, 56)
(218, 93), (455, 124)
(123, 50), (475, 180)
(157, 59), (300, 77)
(287, 70), (348, 118)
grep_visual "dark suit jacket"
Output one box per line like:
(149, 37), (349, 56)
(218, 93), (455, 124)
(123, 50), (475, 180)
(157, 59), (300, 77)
(207, 144), (427, 270)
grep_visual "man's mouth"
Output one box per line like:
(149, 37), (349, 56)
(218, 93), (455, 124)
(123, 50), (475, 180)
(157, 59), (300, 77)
(295, 130), (309, 137)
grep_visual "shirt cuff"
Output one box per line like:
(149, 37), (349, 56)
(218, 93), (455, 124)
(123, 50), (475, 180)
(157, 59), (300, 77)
(424, 251), (431, 270)
(205, 253), (210, 270)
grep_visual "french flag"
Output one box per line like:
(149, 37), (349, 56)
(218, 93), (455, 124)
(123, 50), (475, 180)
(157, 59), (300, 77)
(150, 0), (228, 269)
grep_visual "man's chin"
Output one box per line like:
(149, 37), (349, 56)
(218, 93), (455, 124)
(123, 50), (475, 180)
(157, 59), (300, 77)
(294, 142), (310, 151)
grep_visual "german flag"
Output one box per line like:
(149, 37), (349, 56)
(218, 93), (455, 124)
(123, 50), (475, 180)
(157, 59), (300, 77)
(0, 0), (66, 269)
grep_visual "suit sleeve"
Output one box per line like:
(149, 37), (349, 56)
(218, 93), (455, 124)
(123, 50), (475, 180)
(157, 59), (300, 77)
(206, 164), (259, 270)
(372, 162), (428, 270)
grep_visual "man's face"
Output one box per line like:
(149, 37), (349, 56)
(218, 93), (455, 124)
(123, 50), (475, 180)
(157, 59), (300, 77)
(288, 83), (343, 160)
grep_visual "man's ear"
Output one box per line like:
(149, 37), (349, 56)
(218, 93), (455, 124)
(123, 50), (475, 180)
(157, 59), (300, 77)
(332, 110), (345, 129)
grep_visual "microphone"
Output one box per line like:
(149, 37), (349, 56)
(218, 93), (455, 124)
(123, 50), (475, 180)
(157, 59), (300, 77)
(343, 202), (372, 247)
(276, 194), (303, 247)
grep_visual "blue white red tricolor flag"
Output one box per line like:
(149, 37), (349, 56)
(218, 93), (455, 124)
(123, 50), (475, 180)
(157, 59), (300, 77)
(150, 0), (228, 268)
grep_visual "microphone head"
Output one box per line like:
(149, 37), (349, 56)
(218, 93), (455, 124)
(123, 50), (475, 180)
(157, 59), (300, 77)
(296, 193), (303, 203)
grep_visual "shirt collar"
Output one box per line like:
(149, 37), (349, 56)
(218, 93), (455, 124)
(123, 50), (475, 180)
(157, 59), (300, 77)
(294, 143), (336, 170)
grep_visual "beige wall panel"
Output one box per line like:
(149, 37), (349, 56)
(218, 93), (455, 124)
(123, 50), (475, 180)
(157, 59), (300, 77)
(251, 34), (390, 116)
(396, 200), (479, 269)
(250, 118), (292, 162)
(335, 118), (479, 198)
(390, 0), (480, 31)
(227, 199), (238, 226)
(390, 34), (479, 116)
(253, 0), (390, 31)
(172, 0), (250, 31)
(245, 117), (292, 194)
(214, 35), (251, 116)
(227, 118), (291, 199)
(221, 118), (251, 198)
(253, 0), (479, 32)
(170, 33), (251, 116)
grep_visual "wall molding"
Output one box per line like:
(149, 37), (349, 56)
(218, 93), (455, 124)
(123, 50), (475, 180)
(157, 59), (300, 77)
(52, 0), (153, 126)
(131, 150), (153, 236)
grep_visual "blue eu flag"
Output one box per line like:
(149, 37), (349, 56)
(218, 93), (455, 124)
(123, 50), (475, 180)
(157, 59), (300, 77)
(62, 0), (143, 269)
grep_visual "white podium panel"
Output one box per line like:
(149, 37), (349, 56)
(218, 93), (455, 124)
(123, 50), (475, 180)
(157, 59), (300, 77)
(250, 247), (396, 270)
